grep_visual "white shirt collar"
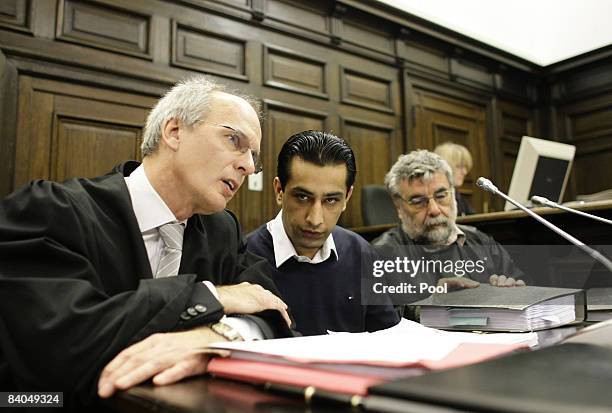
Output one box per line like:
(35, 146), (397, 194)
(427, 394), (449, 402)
(124, 164), (182, 231)
(266, 210), (337, 268)
(447, 224), (466, 246)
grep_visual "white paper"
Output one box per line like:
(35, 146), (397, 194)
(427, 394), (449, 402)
(210, 318), (537, 366)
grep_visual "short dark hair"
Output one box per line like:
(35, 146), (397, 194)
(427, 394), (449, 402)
(277, 130), (357, 192)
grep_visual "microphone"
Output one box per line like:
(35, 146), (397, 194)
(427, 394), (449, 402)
(531, 195), (612, 226)
(476, 177), (612, 273)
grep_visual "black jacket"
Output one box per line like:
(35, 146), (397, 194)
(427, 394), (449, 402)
(0, 161), (290, 408)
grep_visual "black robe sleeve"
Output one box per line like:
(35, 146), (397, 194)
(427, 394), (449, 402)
(0, 177), (290, 408)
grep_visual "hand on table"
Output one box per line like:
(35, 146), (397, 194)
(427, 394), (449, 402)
(98, 326), (228, 398)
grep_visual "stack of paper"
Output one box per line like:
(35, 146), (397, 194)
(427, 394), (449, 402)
(207, 319), (537, 396)
(415, 285), (584, 332)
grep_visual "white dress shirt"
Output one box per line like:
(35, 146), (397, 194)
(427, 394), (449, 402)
(267, 210), (338, 267)
(124, 164), (262, 340)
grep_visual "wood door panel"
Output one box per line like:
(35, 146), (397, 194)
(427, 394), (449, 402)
(339, 118), (395, 228)
(557, 94), (612, 199)
(413, 90), (489, 212)
(14, 76), (153, 188)
(53, 118), (141, 181)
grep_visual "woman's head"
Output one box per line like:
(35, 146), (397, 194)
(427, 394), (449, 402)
(434, 142), (473, 187)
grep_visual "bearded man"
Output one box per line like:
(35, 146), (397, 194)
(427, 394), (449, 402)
(373, 150), (526, 289)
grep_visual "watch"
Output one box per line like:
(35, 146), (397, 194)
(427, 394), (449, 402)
(210, 321), (244, 342)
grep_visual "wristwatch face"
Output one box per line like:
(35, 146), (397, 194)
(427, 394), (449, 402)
(211, 322), (243, 341)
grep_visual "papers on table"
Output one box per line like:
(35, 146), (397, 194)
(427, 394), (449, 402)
(207, 319), (537, 396)
(210, 318), (538, 367)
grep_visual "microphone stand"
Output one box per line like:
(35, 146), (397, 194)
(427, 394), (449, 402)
(531, 196), (612, 226)
(476, 177), (612, 274)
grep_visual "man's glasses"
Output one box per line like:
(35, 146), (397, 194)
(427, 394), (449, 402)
(198, 121), (263, 173)
(398, 190), (451, 211)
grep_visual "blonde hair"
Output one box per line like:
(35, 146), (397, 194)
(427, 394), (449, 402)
(434, 142), (473, 171)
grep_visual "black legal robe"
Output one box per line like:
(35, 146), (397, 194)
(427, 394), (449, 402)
(0, 161), (289, 408)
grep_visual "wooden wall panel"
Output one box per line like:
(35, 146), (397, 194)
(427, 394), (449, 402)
(342, 19), (394, 55)
(3, 0), (608, 232)
(551, 63), (612, 101)
(340, 67), (395, 114)
(412, 90), (490, 212)
(217, 0), (249, 7)
(398, 41), (448, 76)
(265, 0), (329, 35)
(0, 0), (30, 33)
(557, 94), (612, 198)
(14, 76), (153, 187)
(497, 100), (536, 192)
(172, 21), (247, 81)
(57, 0), (151, 59)
(339, 118), (395, 228)
(450, 58), (493, 89)
(53, 119), (141, 181)
(263, 45), (328, 99)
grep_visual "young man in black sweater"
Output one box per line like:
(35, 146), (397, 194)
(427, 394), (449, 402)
(247, 130), (399, 336)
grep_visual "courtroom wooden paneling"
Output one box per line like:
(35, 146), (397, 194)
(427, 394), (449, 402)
(57, 0), (152, 59)
(263, 44), (328, 99)
(0, 51), (19, 198)
(0, 0), (31, 33)
(2, 0), (611, 234)
(172, 20), (248, 81)
(338, 117), (398, 228)
(340, 66), (395, 114)
(555, 92), (612, 200)
(410, 86), (491, 213)
(495, 100), (538, 193)
(265, 0), (330, 36)
(342, 14), (395, 56)
(14, 76), (154, 187)
(397, 40), (448, 79)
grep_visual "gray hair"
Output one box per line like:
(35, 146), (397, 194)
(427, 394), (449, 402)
(141, 75), (260, 156)
(384, 150), (454, 198)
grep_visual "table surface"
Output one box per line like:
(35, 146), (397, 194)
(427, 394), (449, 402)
(110, 325), (583, 413)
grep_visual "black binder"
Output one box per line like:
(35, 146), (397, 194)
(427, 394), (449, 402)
(413, 285), (586, 332)
(368, 322), (612, 413)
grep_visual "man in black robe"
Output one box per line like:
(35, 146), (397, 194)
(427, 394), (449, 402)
(0, 76), (292, 409)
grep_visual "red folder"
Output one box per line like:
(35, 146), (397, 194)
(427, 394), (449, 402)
(208, 342), (526, 396)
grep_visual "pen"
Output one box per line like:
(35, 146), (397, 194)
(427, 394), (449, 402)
(261, 382), (364, 407)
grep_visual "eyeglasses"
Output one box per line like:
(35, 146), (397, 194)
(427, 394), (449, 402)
(198, 121), (263, 174)
(397, 190), (452, 211)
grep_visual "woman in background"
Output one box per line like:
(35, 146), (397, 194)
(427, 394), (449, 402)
(434, 142), (475, 216)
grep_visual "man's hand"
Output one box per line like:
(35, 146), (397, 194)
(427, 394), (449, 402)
(437, 277), (480, 291)
(97, 326), (229, 399)
(489, 274), (526, 287)
(217, 282), (291, 327)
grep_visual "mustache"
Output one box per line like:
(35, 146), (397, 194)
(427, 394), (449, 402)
(424, 215), (448, 229)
